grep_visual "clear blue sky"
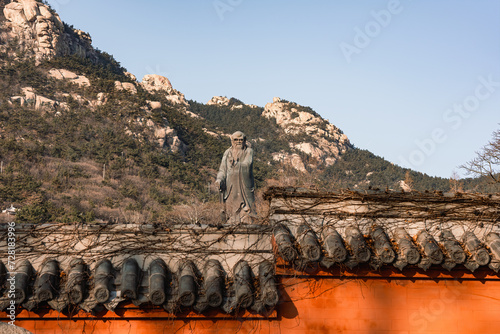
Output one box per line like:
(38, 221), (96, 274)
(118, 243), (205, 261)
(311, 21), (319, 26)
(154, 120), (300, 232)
(45, 0), (500, 179)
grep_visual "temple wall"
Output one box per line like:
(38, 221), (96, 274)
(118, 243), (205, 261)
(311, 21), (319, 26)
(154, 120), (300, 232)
(4, 268), (500, 334)
(2, 188), (500, 333)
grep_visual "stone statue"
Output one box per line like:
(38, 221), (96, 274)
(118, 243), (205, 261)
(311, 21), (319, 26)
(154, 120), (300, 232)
(216, 131), (256, 223)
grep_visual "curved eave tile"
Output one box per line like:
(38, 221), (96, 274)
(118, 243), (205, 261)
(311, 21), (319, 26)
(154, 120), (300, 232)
(273, 223), (498, 274)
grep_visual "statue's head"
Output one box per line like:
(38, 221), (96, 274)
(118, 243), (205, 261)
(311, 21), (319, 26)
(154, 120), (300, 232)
(231, 131), (246, 149)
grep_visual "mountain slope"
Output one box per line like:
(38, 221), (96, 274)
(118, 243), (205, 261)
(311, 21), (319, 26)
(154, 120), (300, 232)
(0, 0), (495, 225)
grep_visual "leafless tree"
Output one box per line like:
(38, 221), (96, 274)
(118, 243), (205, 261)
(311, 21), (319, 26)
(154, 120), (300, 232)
(449, 171), (463, 192)
(461, 129), (500, 183)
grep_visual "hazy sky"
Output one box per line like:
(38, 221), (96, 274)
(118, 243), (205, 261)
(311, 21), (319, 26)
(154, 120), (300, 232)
(45, 0), (500, 178)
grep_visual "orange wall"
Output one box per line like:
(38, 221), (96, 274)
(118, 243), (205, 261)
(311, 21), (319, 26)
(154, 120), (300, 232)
(3, 270), (500, 334)
(277, 275), (500, 334)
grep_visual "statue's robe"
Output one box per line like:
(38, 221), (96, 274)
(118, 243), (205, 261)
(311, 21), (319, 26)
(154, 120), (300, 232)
(217, 146), (255, 223)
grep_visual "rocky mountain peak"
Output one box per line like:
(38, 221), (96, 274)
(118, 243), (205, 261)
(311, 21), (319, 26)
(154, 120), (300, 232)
(264, 97), (325, 132)
(1, 0), (97, 62)
(141, 74), (172, 91)
(263, 97), (352, 169)
(206, 96), (258, 110)
(207, 96), (230, 106)
(140, 74), (187, 106)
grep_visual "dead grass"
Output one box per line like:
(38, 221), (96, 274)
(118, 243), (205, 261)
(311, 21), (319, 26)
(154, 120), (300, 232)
(166, 199), (225, 225)
(10, 155), (276, 224)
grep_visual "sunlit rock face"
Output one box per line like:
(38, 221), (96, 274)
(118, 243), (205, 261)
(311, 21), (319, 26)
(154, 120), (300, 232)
(263, 97), (352, 171)
(2, 0), (97, 62)
(207, 96), (230, 106)
(141, 74), (188, 106)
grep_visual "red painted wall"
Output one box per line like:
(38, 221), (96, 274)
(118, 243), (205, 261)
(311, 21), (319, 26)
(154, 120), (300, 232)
(3, 268), (500, 333)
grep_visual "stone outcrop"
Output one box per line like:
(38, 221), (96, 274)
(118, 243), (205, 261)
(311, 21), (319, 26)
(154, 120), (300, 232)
(206, 96), (251, 110)
(48, 68), (90, 86)
(164, 129), (187, 154)
(144, 119), (187, 155)
(140, 74), (188, 106)
(114, 81), (137, 94)
(124, 72), (137, 82)
(141, 74), (172, 91)
(207, 96), (230, 106)
(58, 92), (85, 104)
(165, 94), (186, 106)
(146, 100), (162, 110)
(203, 128), (219, 137)
(96, 92), (108, 106)
(263, 97), (351, 170)
(2, 0), (97, 62)
(10, 87), (67, 111)
(272, 152), (307, 173)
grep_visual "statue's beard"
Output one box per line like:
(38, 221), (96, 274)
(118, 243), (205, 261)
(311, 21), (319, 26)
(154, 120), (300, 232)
(232, 145), (243, 158)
